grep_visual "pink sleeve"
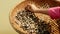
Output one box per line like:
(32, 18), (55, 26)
(48, 7), (60, 19)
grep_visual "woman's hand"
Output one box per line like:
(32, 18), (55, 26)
(25, 4), (49, 15)
(25, 4), (41, 12)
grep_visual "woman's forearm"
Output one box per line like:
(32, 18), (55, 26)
(33, 9), (49, 15)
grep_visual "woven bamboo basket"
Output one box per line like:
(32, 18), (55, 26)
(9, 0), (60, 34)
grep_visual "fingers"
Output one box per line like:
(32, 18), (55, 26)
(25, 4), (42, 13)
(26, 3), (33, 9)
(25, 4), (34, 12)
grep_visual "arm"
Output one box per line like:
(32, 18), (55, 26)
(33, 9), (49, 15)
(26, 4), (49, 15)
(26, 4), (60, 19)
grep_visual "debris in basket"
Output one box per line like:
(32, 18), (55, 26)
(15, 8), (51, 34)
